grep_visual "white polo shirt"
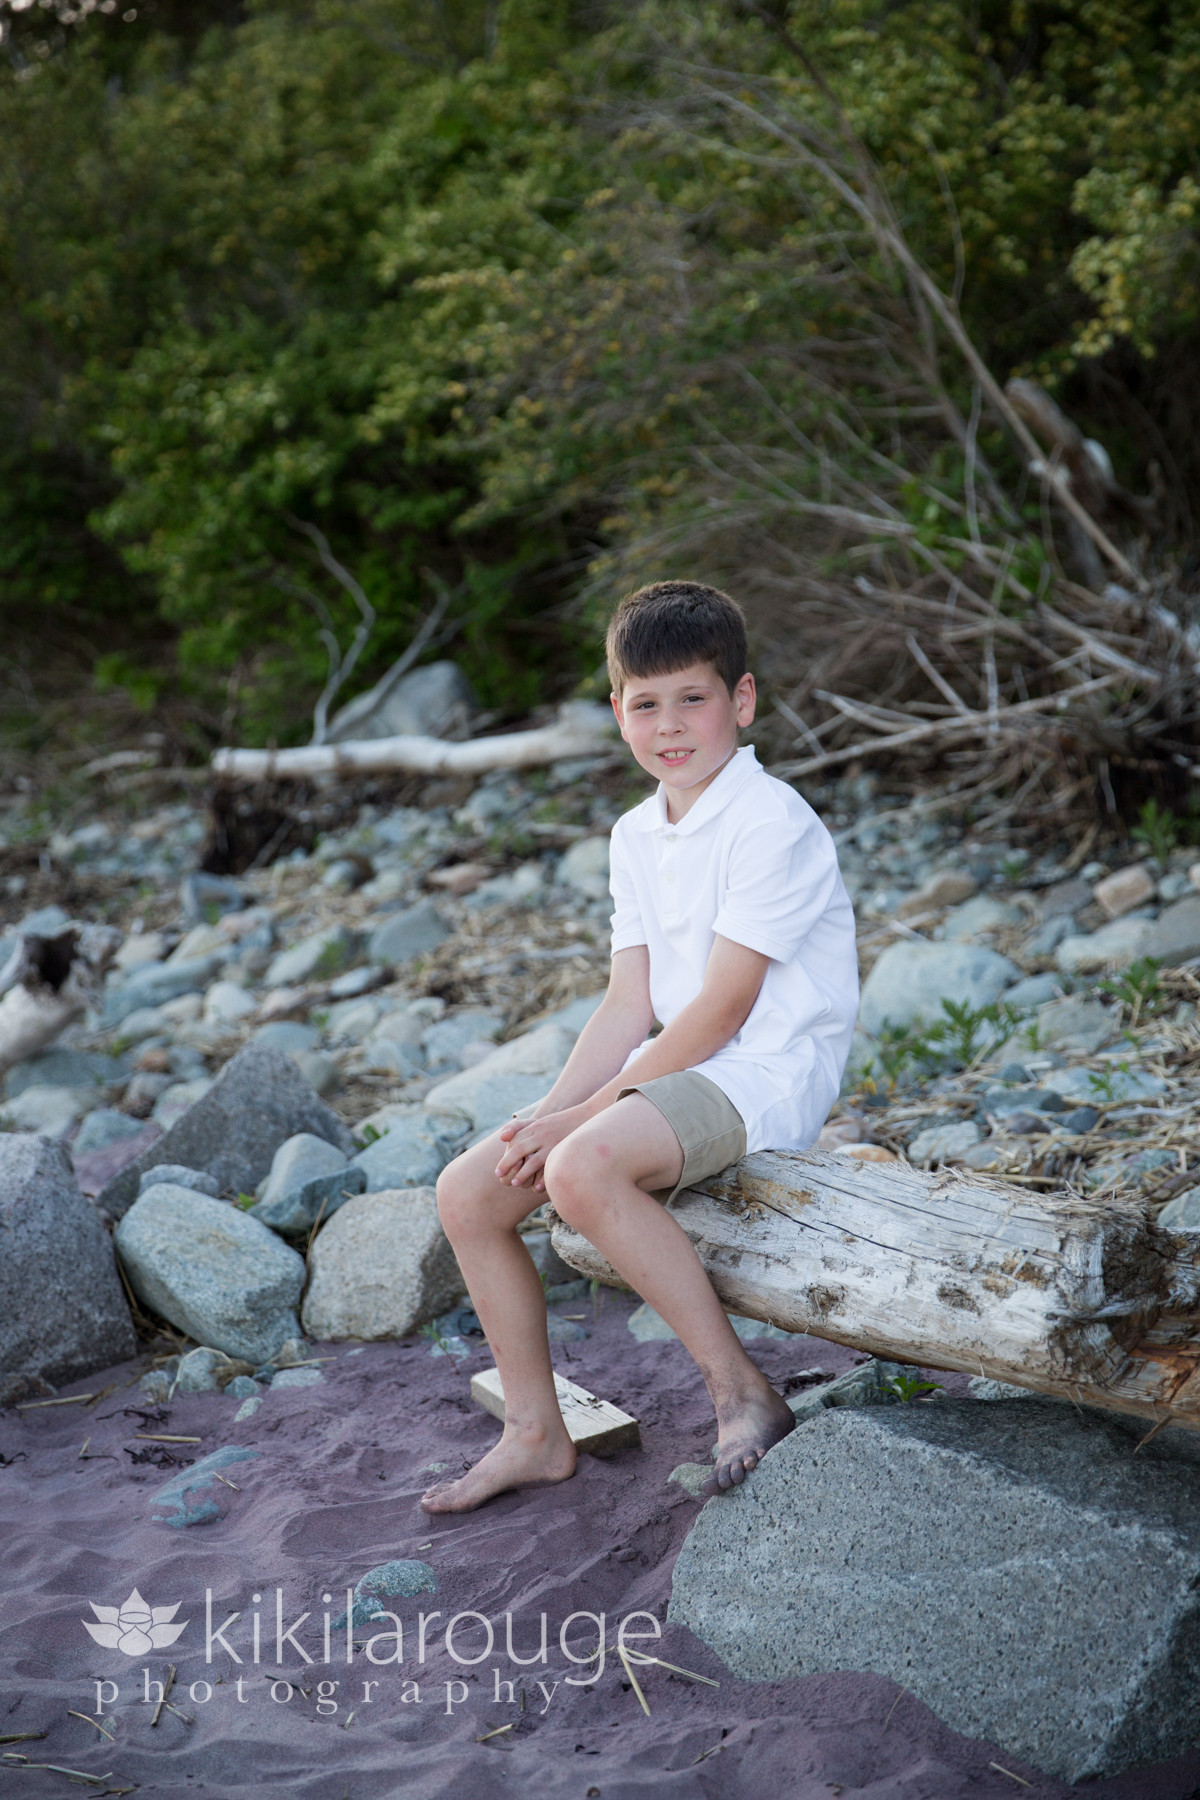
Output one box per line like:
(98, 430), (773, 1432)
(608, 744), (858, 1154)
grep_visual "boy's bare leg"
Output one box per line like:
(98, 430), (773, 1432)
(421, 1130), (577, 1514)
(545, 1095), (795, 1495)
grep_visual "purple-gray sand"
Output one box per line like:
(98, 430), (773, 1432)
(2, 1292), (1199, 1799)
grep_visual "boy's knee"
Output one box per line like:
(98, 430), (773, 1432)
(435, 1158), (476, 1234)
(544, 1142), (597, 1225)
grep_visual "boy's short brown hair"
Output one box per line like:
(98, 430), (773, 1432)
(606, 580), (748, 696)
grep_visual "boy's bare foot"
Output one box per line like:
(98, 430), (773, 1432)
(420, 1428), (577, 1514)
(702, 1389), (796, 1496)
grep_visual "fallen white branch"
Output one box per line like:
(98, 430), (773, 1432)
(211, 701), (618, 783)
(0, 924), (121, 1076)
(770, 673), (1119, 779)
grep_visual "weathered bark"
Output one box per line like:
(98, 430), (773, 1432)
(211, 701), (616, 783)
(549, 1148), (1200, 1432)
(0, 925), (121, 1076)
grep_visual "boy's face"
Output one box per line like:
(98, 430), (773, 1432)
(611, 660), (756, 814)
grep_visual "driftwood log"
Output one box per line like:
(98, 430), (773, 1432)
(549, 1149), (1200, 1433)
(211, 700), (617, 783)
(0, 924), (121, 1076)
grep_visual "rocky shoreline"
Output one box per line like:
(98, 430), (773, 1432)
(3, 750), (1200, 1401)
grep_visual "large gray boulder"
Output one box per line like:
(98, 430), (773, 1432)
(424, 1022), (576, 1134)
(857, 941), (1019, 1036)
(669, 1398), (1200, 1784)
(0, 1134), (136, 1406)
(301, 1186), (462, 1340)
(96, 1042), (353, 1219)
(325, 659), (476, 745)
(115, 1184), (305, 1363)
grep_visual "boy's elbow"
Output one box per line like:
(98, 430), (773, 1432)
(707, 995), (757, 1046)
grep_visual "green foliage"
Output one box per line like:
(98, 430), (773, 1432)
(1098, 957), (1165, 1025)
(925, 999), (997, 1068)
(870, 996), (1026, 1087)
(881, 1372), (943, 1404)
(1087, 1062), (1131, 1104)
(235, 1192), (257, 1210)
(356, 1123), (383, 1147)
(1131, 801), (1184, 864)
(3, 0), (1200, 741)
(93, 653), (161, 714)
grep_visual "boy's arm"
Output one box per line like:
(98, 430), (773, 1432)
(496, 934), (769, 1185)
(526, 947), (656, 1115)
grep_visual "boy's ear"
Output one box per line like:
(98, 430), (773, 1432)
(735, 671), (756, 728)
(609, 689), (629, 739)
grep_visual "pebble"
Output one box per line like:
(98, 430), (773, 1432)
(940, 896), (1023, 940)
(906, 1121), (981, 1167)
(1159, 1187), (1200, 1230)
(1056, 916), (1152, 974)
(367, 901), (450, 966)
(1094, 863), (1156, 918)
(895, 870), (977, 916)
(270, 1365), (325, 1389)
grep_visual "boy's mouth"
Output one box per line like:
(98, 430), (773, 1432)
(657, 748), (694, 765)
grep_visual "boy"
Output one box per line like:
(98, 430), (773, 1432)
(423, 580), (858, 1514)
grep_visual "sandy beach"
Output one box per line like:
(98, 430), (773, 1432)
(4, 1293), (1199, 1800)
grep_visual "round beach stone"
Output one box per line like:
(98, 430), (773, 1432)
(857, 941), (1019, 1037)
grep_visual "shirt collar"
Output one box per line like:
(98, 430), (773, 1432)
(632, 743), (762, 834)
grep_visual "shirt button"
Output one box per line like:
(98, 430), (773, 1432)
(665, 832), (677, 842)
(664, 870), (676, 883)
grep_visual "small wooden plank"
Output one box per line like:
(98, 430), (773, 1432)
(470, 1366), (640, 1455)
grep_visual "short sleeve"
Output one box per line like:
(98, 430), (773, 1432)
(712, 803), (839, 964)
(607, 818), (648, 955)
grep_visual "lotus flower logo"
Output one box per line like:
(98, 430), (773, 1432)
(82, 1589), (188, 1656)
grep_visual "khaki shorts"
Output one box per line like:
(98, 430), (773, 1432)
(512, 1071), (746, 1207)
(617, 1070), (747, 1205)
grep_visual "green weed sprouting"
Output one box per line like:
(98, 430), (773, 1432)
(418, 1321), (454, 1355)
(311, 939), (350, 980)
(882, 1372), (943, 1403)
(867, 997), (1027, 1089)
(1086, 1062), (1131, 1105)
(1098, 956), (1163, 1027)
(1131, 799), (1181, 864)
